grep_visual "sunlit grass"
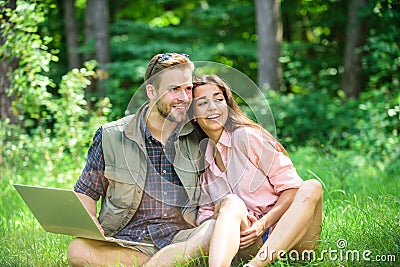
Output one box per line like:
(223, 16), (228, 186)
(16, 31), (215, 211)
(1, 146), (399, 266)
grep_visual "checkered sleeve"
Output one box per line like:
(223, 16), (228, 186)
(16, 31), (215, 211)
(74, 127), (108, 201)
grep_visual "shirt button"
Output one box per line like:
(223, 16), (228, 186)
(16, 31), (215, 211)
(163, 191), (167, 195)
(163, 213), (167, 217)
(142, 230), (146, 233)
(162, 170), (166, 174)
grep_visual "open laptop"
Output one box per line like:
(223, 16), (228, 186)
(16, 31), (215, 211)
(14, 184), (153, 247)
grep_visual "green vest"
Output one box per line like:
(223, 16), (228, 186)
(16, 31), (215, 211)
(98, 104), (202, 236)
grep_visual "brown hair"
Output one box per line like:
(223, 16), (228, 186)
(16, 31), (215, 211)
(144, 53), (194, 87)
(192, 74), (288, 155)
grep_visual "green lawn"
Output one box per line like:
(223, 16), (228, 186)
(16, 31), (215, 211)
(1, 146), (399, 266)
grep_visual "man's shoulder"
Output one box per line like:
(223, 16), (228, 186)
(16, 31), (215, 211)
(102, 115), (136, 131)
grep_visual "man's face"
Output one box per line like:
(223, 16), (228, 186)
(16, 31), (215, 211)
(154, 68), (193, 123)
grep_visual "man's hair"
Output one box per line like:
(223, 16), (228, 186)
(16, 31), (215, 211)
(144, 53), (194, 87)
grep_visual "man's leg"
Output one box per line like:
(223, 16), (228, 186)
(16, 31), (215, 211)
(144, 219), (216, 267)
(67, 238), (151, 267)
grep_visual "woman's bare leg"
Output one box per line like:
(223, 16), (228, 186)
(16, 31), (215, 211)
(143, 219), (215, 267)
(208, 194), (252, 267)
(248, 179), (323, 267)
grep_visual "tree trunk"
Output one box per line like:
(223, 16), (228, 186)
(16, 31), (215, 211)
(341, 0), (368, 98)
(93, 0), (110, 97)
(255, 0), (282, 92)
(84, 0), (110, 99)
(83, 0), (97, 101)
(0, 0), (18, 124)
(63, 0), (80, 69)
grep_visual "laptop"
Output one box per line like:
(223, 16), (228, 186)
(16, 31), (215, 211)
(14, 184), (154, 247)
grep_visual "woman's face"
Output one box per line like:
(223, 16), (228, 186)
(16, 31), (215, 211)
(193, 84), (228, 139)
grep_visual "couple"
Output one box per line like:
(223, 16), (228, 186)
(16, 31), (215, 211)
(67, 53), (323, 267)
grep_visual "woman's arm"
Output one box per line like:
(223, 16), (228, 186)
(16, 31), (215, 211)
(260, 188), (297, 229)
(239, 188), (298, 248)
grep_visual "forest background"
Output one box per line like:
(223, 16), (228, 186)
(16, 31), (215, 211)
(0, 0), (399, 266)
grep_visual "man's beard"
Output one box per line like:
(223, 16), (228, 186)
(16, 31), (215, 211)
(156, 100), (186, 122)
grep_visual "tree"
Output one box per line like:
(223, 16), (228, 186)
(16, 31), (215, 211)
(341, 0), (368, 98)
(255, 0), (282, 92)
(63, 0), (80, 69)
(83, 0), (110, 98)
(0, 0), (18, 124)
(93, 0), (110, 98)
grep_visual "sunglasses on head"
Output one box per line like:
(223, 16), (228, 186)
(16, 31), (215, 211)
(149, 53), (190, 76)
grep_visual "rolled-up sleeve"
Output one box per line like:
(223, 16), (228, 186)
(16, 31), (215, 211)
(74, 127), (108, 200)
(265, 148), (303, 193)
(242, 128), (303, 193)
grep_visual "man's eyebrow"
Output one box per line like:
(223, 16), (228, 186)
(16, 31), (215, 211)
(166, 83), (193, 88)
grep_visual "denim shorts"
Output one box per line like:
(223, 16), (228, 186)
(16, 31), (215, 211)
(261, 228), (270, 243)
(259, 214), (270, 243)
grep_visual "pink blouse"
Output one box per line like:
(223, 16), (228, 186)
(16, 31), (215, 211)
(196, 127), (303, 225)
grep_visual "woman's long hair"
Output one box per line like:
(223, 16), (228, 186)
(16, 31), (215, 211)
(191, 74), (288, 155)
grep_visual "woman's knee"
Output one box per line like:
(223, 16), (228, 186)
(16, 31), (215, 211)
(219, 194), (247, 217)
(299, 179), (323, 203)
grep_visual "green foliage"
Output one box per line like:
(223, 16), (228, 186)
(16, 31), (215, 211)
(280, 0), (346, 95)
(106, 0), (258, 118)
(0, 0), (110, 173)
(46, 61), (111, 163)
(265, 88), (399, 164)
(363, 0), (400, 92)
(0, 0), (56, 121)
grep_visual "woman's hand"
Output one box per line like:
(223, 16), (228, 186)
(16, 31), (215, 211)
(239, 214), (266, 249)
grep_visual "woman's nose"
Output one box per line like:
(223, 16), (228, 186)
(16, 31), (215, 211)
(207, 99), (217, 110)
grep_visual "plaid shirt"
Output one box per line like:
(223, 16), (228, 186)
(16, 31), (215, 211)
(75, 115), (190, 249)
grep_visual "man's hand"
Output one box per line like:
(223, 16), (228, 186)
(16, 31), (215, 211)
(239, 214), (266, 249)
(92, 215), (104, 234)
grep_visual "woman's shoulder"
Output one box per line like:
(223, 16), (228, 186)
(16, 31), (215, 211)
(232, 126), (278, 150)
(232, 126), (273, 141)
(232, 126), (260, 138)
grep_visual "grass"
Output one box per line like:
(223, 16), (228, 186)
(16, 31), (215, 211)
(1, 146), (399, 266)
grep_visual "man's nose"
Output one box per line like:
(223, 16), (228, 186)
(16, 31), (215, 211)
(177, 88), (190, 102)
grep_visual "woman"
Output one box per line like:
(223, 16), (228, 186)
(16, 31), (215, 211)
(191, 74), (323, 267)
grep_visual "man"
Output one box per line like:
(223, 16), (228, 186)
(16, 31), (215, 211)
(67, 53), (214, 266)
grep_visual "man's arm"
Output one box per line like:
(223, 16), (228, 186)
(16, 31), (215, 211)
(76, 192), (103, 233)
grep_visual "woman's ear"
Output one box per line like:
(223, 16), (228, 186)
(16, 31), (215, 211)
(146, 84), (156, 100)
